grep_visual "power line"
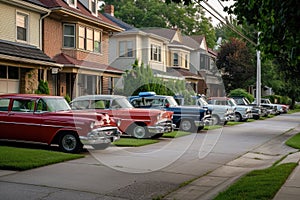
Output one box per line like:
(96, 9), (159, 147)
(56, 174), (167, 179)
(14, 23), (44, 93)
(198, 0), (256, 46)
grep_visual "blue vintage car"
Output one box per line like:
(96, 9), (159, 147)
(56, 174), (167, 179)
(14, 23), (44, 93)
(128, 92), (212, 132)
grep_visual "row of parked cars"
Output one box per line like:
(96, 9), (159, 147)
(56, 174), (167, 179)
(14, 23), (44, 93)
(0, 92), (288, 153)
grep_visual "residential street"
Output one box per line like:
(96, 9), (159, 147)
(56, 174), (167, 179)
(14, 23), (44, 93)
(0, 112), (299, 200)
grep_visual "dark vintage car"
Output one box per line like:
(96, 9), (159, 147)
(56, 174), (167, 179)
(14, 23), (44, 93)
(0, 94), (121, 153)
(128, 92), (211, 133)
(70, 95), (175, 139)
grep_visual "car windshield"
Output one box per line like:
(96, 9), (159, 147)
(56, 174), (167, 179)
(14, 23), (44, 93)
(198, 98), (208, 106)
(111, 98), (133, 109)
(228, 99), (237, 106)
(72, 97), (133, 110)
(166, 96), (178, 106)
(38, 98), (71, 112)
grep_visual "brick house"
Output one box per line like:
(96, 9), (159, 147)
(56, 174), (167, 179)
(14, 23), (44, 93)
(39, 0), (124, 98)
(0, 0), (61, 94)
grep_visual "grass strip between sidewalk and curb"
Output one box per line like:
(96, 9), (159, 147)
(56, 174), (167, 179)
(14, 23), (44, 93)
(162, 131), (191, 138)
(112, 138), (159, 147)
(285, 132), (300, 149)
(213, 162), (298, 200)
(0, 146), (84, 171)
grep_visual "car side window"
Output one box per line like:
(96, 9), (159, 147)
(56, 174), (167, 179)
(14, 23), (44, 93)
(36, 99), (49, 112)
(0, 98), (10, 111)
(12, 99), (35, 112)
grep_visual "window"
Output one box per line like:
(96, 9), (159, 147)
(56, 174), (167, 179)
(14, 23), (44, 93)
(0, 99), (10, 111)
(86, 28), (93, 51)
(119, 41), (133, 57)
(200, 54), (210, 70)
(91, 0), (97, 14)
(151, 44), (161, 62)
(79, 26), (86, 49)
(0, 66), (7, 79)
(12, 99), (35, 112)
(94, 30), (101, 53)
(173, 53), (179, 66)
(0, 66), (19, 79)
(16, 12), (28, 42)
(67, 0), (77, 7)
(63, 24), (75, 48)
(8, 67), (19, 79)
(185, 54), (188, 68)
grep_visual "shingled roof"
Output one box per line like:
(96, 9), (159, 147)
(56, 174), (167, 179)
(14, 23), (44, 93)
(38, 0), (122, 31)
(53, 53), (124, 74)
(0, 40), (54, 62)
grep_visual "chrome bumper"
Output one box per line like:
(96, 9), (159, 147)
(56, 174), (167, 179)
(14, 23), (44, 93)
(148, 120), (176, 134)
(80, 126), (121, 145)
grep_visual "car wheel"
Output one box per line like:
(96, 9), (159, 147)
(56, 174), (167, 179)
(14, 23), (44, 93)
(130, 124), (149, 139)
(253, 115), (260, 120)
(180, 119), (196, 132)
(235, 113), (242, 122)
(211, 114), (220, 125)
(58, 133), (82, 153)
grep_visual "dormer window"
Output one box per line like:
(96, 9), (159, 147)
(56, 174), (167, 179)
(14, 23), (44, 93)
(66, 0), (77, 8)
(91, 0), (97, 15)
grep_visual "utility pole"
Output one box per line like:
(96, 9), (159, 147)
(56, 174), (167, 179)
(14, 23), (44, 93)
(256, 32), (261, 106)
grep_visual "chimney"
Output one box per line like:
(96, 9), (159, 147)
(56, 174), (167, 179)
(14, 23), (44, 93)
(104, 5), (114, 16)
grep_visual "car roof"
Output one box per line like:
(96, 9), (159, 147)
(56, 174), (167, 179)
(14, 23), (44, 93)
(0, 93), (63, 99)
(73, 95), (126, 101)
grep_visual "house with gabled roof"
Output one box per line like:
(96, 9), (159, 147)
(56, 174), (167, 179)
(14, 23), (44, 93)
(104, 5), (205, 94)
(184, 35), (225, 97)
(0, 0), (61, 94)
(39, 0), (124, 98)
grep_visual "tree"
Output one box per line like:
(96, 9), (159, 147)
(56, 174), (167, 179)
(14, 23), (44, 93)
(225, 0), (300, 108)
(121, 60), (195, 102)
(216, 38), (255, 93)
(103, 0), (216, 48)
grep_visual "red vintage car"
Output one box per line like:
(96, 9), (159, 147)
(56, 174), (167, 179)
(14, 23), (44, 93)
(70, 95), (175, 139)
(0, 94), (121, 153)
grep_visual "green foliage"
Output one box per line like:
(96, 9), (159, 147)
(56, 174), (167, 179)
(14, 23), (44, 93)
(0, 146), (83, 171)
(103, 0), (216, 48)
(226, 0), (300, 109)
(122, 59), (195, 97)
(263, 95), (291, 105)
(112, 138), (159, 147)
(214, 163), (297, 200)
(35, 80), (50, 95)
(216, 38), (255, 93)
(64, 94), (71, 103)
(229, 88), (254, 102)
(285, 132), (300, 149)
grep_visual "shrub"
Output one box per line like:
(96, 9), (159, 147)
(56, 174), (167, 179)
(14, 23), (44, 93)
(229, 88), (254, 102)
(35, 80), (50, 95)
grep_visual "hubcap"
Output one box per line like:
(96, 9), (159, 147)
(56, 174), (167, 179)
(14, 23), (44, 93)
(62, 135), (76, 151)
(181, 120), (192, 131)
(134, 126), (146, 138)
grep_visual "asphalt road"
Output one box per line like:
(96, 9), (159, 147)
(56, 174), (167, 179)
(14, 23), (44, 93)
(0, 112), (299, 200)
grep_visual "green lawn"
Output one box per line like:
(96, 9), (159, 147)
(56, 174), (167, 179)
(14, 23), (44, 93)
(288, 108), (300, 114)
(214, 163), (297, 200)
(226, 121), (244, 126)
(285, 132), (300, 149)
(204, 125), (223, 130)
(0, 146), (84, 171)
(162, 131), (191, 138)
(112, 138), (159, 147)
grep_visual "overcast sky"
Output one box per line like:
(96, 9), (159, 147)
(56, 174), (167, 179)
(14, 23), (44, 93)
(202, 0), (235, 26)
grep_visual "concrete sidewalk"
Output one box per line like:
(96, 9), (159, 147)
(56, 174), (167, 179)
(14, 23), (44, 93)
(164, 127), (300, 200)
